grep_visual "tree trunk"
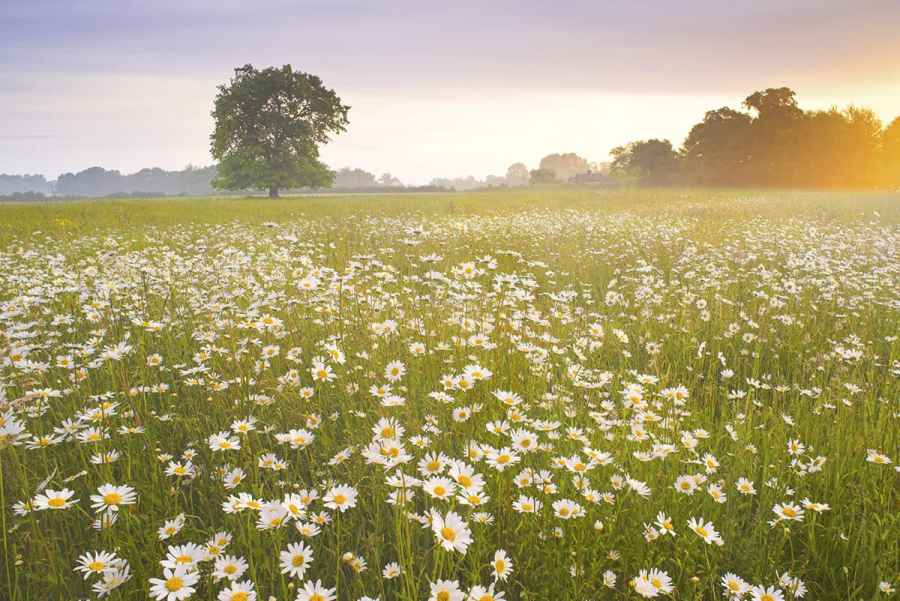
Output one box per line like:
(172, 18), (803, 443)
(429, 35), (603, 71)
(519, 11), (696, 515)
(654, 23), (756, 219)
(268, 185), (279, 198)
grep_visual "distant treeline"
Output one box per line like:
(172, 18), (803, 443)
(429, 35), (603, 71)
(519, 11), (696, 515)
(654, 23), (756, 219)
(0, 165), (451, 199)
(611, 87), (900, 188)
(0, 165), (218, 197)
(4, 86), (897, 199)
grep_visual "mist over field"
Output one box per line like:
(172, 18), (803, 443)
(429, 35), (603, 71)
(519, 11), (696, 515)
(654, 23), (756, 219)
(0, 3), (898, 601)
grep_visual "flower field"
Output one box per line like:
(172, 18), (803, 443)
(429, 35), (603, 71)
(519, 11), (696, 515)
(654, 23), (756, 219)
(0, 189), (897, 601)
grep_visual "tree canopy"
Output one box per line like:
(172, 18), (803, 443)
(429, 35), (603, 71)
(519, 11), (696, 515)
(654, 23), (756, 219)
(538, 153), (590, 181)
(210, 64), (350, 197)
(610, 140), (680, 185)
(610, 87), (899, 188)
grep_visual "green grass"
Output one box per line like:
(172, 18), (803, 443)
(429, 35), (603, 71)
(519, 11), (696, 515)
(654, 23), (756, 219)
(0, 189), (897, 601)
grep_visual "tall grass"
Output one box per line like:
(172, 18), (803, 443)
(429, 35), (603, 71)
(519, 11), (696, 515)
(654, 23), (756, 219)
(0, 189), (897, 601)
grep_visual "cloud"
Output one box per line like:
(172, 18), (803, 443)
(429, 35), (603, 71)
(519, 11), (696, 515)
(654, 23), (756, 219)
(1, 0), (899, 181)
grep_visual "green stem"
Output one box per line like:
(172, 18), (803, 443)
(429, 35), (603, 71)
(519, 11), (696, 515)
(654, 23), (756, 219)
(0, 455), (13, 600)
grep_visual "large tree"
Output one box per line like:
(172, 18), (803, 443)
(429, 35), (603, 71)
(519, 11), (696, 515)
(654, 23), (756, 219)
(681, 107), (753, 185)
(742, 87), (805, 185)
(881, 117), (900, 186)
(610, 139), (681, 185)
(211, 64), (350, 197)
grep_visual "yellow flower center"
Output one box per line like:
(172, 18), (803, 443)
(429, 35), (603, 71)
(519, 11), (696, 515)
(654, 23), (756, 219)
(165, 576), (183, 592)
(47, 497), (66, 508)
(437, 592), (450, 601)
(87, 561), (105, 572)
(441, 526), (456, 541)
(433, 486), (447, 496)
(333, 494), (347, 505)
(292, 555), (305, 567)
(232, 593), (249, 601)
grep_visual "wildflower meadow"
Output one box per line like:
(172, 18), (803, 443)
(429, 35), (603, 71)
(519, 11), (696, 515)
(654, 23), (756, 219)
(0, 189), (897, 601)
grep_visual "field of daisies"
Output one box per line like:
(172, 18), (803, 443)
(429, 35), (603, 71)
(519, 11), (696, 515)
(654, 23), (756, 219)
(0, 189), (897, 601)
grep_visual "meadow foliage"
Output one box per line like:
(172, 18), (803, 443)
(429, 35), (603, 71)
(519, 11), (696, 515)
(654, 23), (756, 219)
(0, 190), (897, 600)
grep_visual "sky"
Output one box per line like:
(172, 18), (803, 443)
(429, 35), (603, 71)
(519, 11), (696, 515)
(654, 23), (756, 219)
(2, 0), (899, 184)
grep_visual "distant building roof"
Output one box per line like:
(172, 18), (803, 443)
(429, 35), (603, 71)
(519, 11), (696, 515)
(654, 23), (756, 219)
(569, 170), (616, 185)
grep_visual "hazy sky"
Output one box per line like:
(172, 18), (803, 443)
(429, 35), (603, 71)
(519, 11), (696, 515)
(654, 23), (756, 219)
(2, 0), (899, 184)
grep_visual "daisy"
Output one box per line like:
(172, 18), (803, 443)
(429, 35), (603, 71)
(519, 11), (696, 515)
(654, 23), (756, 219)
(633, 568), (674, 598)
(282, 493), (308, 520)
(295, 579), (336, 601)
(735, 477), (757, 495)
(467, 584), (504, 601)
(218, 580), (256, 601)
(323, 485), (358, 512)
(491, 549), (513, 582)
(512, 495), (542, 514)
(384, 360), (406, 382)
(161, 543), (205, 570)
(33, 488), (77, 510)
(74, 550), (122, 579)
(800, 498), (831, 513)
(208, 432), (241, 452)
(223, 468), (246, 489)
(603, 570), (617, 588)
(280, 541), (313, 579)
(148, 566), (199, 601)
(93, 563), (132, 597)
(750, 585), (784, 601)
(654, 512), (676, 536)
(214, 555), (249, 582)
(674, 475), (698, 495)
(721, 573), (750, 598)
(418, 452), (449, 476)
(257, 501), (289, 530)
(484, 447), (520, 472)
(688, 517), (724, 545)
(432, 510), (472, 554)
(158, 514), (186, 540)
(382, 562), (402, 579)
(429, 579), (465, 601)
(552, 499), (584, 520)
(423, 477), (456, 501)
(90, 483), (137, 513)
(772, 502), (804, 522)
(865, 449), (892, 465)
